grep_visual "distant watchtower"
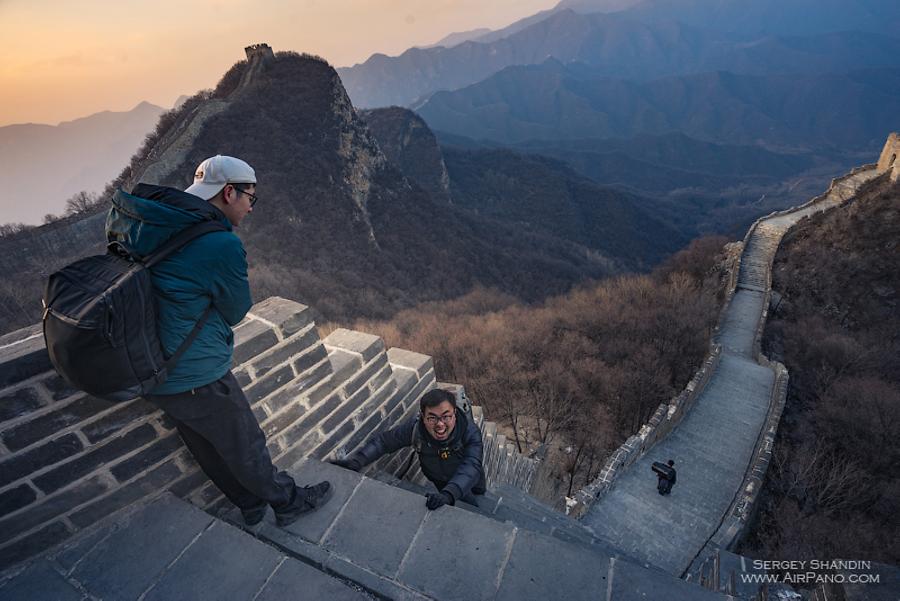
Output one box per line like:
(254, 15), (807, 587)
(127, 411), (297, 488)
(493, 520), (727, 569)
(245, 43), (275, 62)
(876, 132), (900, 182)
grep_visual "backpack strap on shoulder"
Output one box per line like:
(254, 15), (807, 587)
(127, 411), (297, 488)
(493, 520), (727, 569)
(143, 220), (228, 268)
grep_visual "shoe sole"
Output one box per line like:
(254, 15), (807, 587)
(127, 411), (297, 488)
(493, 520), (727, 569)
(275, 485), (334, 527)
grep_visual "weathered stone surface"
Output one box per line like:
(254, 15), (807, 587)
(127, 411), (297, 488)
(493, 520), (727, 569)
(324, 477), (428, 576)
(250, 326), (319, 377)
(0, 476), (108, 541)
(71, 494), (213, 599)
(69, 460), (182, 528)
(0, 387), (45, 425)
(244, 364), (293, 404)
(0, 520), (71, 569)
(79, 398), (156, 443)
(33, 424), (157, 493)
(387, 348), (433, 378)
(495, 529), (610, 601)
(609, 557), (727, 600)
(399, 505), (515, 600)
(0, 559), (82, 601)
(328, 348), (363, 385)
(110, 433), (183, 482)
(264, 459), (363, 544)
(0, 483), (37, 516)
(255, 557), (370, 601)
(232, 319), (279, 366)
(1, 396), (110, 451)
(142, 521), (282, 601)
(0, 327), (51, 389)
(246, 297), (313, 338)
(0, 433), (83, 488)
(325, 329), (384, 362)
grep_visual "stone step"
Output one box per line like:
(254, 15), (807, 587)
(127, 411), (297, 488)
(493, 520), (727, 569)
(218, 460), (731, 601)
(1, 493), (371, 600)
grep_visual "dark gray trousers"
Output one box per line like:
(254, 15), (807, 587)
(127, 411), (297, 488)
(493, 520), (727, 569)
(147, 371), (295, 511)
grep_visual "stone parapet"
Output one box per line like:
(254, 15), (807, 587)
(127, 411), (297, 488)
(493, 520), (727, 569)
(0, 297), (435, 569)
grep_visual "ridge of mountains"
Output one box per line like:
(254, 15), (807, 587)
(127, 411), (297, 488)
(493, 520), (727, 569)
(0, 102), (166, 225)
(338, 7), (900, 109)
(417, 60), (900, 152)
(0, 52), (684, 334)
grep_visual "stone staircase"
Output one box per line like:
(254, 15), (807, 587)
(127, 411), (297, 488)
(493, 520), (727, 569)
(0, 459), (735, 601)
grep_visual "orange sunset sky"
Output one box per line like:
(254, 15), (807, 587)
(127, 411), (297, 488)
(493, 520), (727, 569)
(0, 0), (557, 127)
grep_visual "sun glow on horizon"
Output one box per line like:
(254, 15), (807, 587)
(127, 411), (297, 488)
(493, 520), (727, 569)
(0, 0), (557, 127)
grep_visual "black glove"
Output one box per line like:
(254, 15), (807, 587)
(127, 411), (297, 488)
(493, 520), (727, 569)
(331, 455), (363, 472)
(426, 490), (454, 510)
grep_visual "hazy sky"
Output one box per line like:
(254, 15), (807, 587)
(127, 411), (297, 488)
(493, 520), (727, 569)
(0, 0), (557, 127)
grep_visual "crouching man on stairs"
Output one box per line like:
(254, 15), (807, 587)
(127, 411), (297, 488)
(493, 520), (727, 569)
(334, 389), (486, 509)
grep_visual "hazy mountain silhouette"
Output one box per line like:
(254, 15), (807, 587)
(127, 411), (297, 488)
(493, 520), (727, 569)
(338, 8), (900, 109)
(0, 102), (165, 225)
(417, 60), (900, 152)
(619, 0), (900, 36)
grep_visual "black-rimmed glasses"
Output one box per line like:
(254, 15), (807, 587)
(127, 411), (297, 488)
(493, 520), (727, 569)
(233, 185), (258, 208)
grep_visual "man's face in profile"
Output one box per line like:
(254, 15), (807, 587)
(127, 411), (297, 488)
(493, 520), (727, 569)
(422, 400), (456, 442)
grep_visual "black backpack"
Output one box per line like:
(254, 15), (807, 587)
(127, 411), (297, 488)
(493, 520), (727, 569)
(42, 220), (227, 402)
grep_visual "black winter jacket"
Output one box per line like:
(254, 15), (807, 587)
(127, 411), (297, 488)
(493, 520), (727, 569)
(354, 408), (486, 502)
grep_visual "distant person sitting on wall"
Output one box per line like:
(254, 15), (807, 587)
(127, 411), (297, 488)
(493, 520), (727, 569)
(106, 155), (332, 527)
(652, 459), (677, 495)
(333, 389), (486, 510)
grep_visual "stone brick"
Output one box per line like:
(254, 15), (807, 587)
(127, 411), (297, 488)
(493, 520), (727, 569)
(232, 321), (279, 366)
(292, 344), (328, 377)
(264, 360), (331, 415)
(328, 349), (362, 386)
(324, 329), (384, 362)
(40, 375), (80, 401)
(0, 433), (83, 488)
(256, 557), (368, 601)
(246, 297), (313, 337)
(167, 469), (209, 498)
(69, 460), (183, 528)
(342, 356), (387, 396)
(0, 476), (108, 541)
(387, 347), (433, 378)
(251, 327), (319, 377)
(110, 433), (183, 483)
(0, 520), (71, 570)
(310, 421), (354, 459)
(275, 393), (341, 449)
(340, 409), (383, 454)
(261, 402), (307, 439)
(322, 390), (369, 433)
(244, 364), (293, 404)
(80, 398), (157, 443)
(0, 331), (52, 390)
(252, 404), (267, 422)
(233, 368), (252, 387)
(33, 424), (157, 494)
(0, 483), (37, 516)
(0, 387), (45, 425)
(2, 395), (111, 451)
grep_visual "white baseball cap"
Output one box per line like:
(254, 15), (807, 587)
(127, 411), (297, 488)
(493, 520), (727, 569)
(185, 155), (256, 200)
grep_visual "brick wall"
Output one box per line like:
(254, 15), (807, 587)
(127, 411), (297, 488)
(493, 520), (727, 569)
(0, 297), (435, 570)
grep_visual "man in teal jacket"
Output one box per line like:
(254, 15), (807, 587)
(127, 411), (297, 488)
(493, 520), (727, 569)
(106, 155), (331, 527)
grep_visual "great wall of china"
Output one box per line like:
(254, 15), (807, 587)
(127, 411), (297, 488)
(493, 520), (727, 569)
(0, 43), (897, 599)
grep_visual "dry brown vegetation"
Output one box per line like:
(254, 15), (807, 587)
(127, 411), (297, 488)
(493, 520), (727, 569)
(742, 183), (900, 564)
(343, 235), (730, 503)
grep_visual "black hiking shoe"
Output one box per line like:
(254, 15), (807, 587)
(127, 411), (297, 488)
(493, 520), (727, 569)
(241, 502), (268, 526)
(275, 481), (332, 527)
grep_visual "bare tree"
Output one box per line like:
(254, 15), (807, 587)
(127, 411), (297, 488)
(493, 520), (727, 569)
(64, 191), (100, 216)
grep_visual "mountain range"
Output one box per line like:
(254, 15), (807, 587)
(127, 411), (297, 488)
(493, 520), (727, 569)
(338, 7), (900, 109)
(418, 60), (900, 153)
(0, 102), (165, 225)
